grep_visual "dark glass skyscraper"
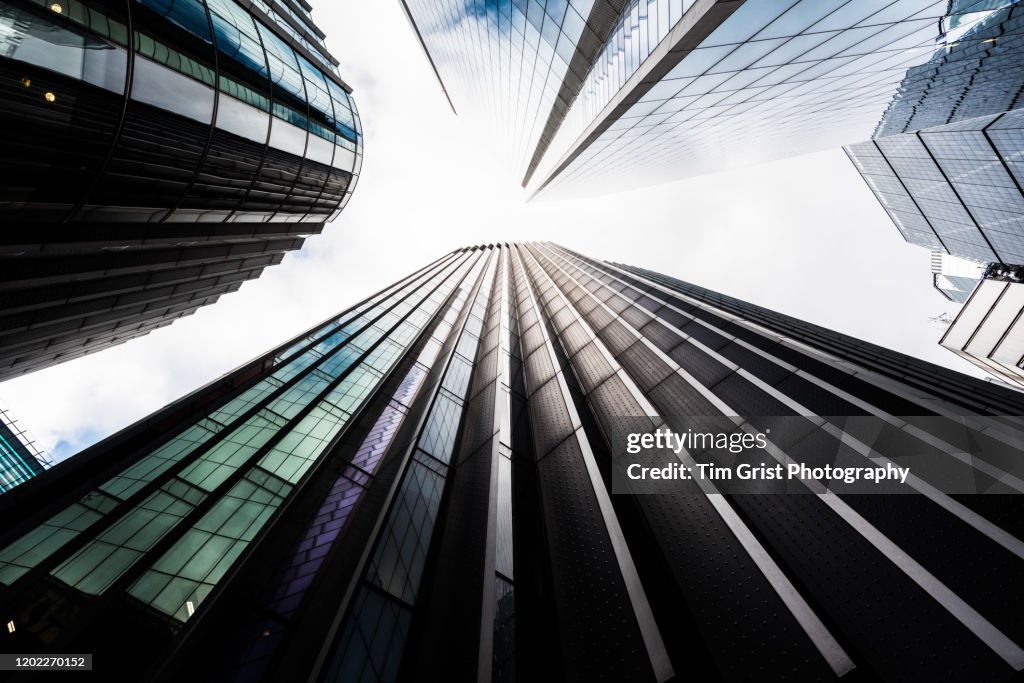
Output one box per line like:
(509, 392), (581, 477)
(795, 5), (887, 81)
(846, 3), (1024, 266)
(1, 243), (1023, 681)
(0, 0), (363, 381)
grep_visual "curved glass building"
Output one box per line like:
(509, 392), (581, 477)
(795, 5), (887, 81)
(0, 0), (363, 380)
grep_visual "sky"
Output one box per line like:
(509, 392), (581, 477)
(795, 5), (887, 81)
(0, 1), (983, 462)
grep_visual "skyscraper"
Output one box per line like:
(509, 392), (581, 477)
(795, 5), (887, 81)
(0, 0), (363, 381)
(0, 401), (51, 494)
(846, 2), (1024, 269)
(400, 0), (988, 197)
(1, 243), (1023, 682)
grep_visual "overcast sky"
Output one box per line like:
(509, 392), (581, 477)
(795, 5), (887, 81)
(1, 1), (982, 462)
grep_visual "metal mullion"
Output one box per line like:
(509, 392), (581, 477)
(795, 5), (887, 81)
(473, 247), (517, 682)
(36, 250), (490, 653)
(539, 244), (1024, 655)
(309, 248), (499, 679)
(0, 251), (476, 602)
(585, 258), (1024, 669)
(552, 242), (1003, 414)
(146, 251), (492, 681)
(526, 242), (858, 678)
(271, 250), (462, 368)
(159, 0), (220, 224)
(609, 257), (1020, 415)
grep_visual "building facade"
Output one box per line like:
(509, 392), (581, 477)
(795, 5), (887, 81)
(400, 0), (993, 197)
(0, 401), (51, 494)
(941, 265), (1024, 384)
(0, 243), (1023, 681)
(0, 0), (363, 380)
(846, 2), (1024, 267)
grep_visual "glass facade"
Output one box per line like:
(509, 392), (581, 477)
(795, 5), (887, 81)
(532, 0), (973, 196)
(0, 0), (363, 380)
(1, 244), (1023, 682)
(847, 3), (1024, 267)
(399, 0), (627, 177)
(401, 0), (996, 197)
(0, 402), (51, 494)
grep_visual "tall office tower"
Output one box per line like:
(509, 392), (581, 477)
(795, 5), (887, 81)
(400, 0), (986, 197)
(0, 401), (51, 494)
(1, 243), (1024, 681)
(0, 0), (363, 381)
(847, 2), (1024, 267)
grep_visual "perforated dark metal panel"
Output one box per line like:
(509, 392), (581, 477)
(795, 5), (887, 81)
(717, 342), (794, 386)
(533, 437), (655, 682)
(647, 372), (720, 417)
(667, 341), (733, 389)
(637, 318), (679, 353)
(524, 343), (558, 399)
(619, 305), (651, 331)
(520, 321), (548, 363)
(567, 343), (617, 394)
(529, 379), (575, 459)
(616, 341), (674, 394)
(730, 493), (1012, 681)
(596, 319), (637, 356)
(710, 374), (792, 416)
(559, 320), (594, 358)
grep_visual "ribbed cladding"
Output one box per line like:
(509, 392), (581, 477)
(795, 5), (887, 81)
(523, 243), (840, 682)
(402, 247), (509, 681)
(508, 245), (661, 683)
(564, 249), (1024, 655)
(521, 0), (629, 188)
(609, 260), (1024, 416)
(540, 244), (1024, 681)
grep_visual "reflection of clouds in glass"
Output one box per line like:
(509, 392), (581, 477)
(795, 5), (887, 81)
(404, 0), (594, 173)
(535, 0), (959, 198)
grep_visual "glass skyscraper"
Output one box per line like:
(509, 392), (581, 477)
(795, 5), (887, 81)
(1, 243), (1023, 682)
(847, 3), (1024, 268)
(400, 0), (990, 198)
(0, 0), (363, 381)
